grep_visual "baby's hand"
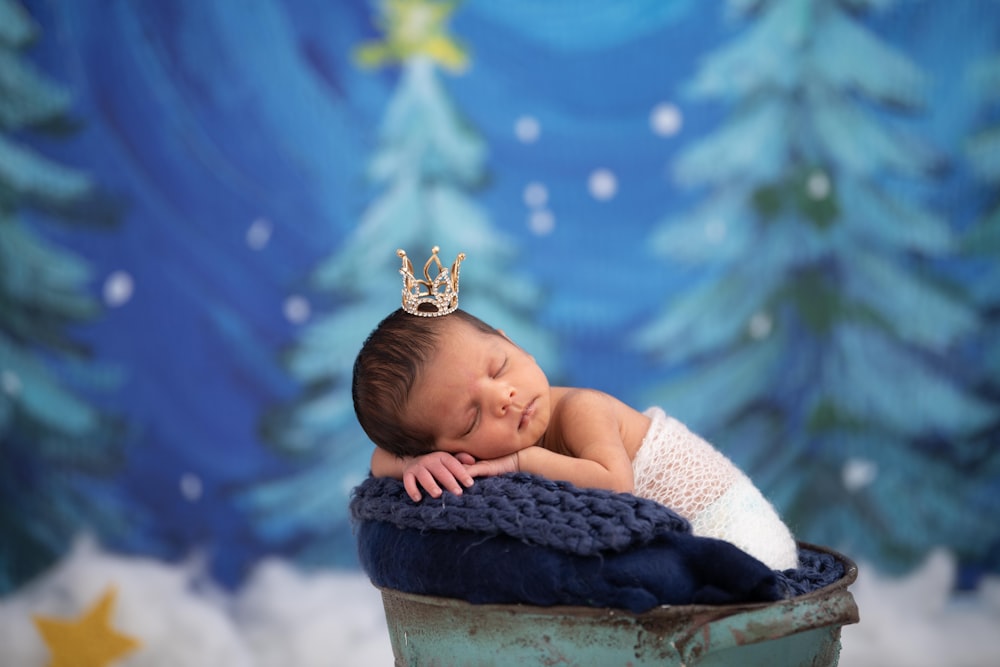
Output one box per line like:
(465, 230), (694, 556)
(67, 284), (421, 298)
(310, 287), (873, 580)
(464, 453), (520, 479)
(402, 451), (476, 502)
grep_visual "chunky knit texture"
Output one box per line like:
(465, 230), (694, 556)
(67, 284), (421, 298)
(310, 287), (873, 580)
(350, 473), (845, 610)
(633, 408), (799, 570)
(351, 472), (690, 555)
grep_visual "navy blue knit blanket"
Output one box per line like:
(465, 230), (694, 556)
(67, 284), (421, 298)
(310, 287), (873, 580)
(350, 473), (843, 613)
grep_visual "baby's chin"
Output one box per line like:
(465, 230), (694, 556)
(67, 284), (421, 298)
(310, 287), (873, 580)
(521, 424), (549, 451)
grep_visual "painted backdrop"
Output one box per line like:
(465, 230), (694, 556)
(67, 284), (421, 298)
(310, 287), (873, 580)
(3, 0), (1000, 614)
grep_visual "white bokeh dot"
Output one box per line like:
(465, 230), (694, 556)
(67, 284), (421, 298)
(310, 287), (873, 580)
(807, 171), (831, 200)
(588, 169), (617, 201)
(2, 370), (22, 396)
(103, 271), (134, 307)
(842, 458), (878, 492)
(704, 218), (727, 243)
(283, 295), (311, 324)
(180, 473), (203, 502)
(523, 182), (548, 209)
(514, 115), (540, 144)
(528, 210), (555, 236)
(650, 102), (683, 137)
(246, 217), (273, 250)
(748, 312), (773, 340)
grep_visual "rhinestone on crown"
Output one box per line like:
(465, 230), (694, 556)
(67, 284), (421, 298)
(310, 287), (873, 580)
(398, 246), (465, 317)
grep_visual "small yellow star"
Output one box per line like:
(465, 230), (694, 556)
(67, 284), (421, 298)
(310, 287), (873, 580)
(356, 0), (468, 72)
(33, 586), (141, 667)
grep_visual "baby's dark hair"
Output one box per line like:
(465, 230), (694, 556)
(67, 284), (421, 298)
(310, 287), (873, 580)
(352, 308), (499, 458)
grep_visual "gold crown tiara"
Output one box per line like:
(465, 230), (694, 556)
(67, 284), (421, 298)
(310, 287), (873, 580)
(397, 246), (465, 317)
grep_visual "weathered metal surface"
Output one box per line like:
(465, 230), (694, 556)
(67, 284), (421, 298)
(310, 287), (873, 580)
(378, 543), (859, 666)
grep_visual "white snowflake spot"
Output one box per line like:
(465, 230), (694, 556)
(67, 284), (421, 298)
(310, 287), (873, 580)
(284, 295), (311, 324)
(748, 312), (773, 339)
(515, 115), (540, 144)
(588, 169), (617, 201)
(842, 458), (878, 492)
(246, 217), (273, 250)
(2, 370), (21, 396)
(103, 271), (134, 307)
(180, 473), (203, 502)
(807, 171), (831, 200)
(528, 210), (555, 236)
(704, 218), (727, 243)
(523, 182), (548, 209)
(650, 102), (682, 137)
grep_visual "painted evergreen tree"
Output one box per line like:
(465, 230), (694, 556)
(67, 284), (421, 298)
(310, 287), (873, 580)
(245, 0), (556, 566)
(0, 0), (126, 592)
(961, 31), (1000, 574)
(634, 0), (998, 573)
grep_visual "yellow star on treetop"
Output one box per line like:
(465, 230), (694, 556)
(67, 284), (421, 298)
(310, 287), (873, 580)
(355, 0), (468, 72)
(33, 586), (141, 667)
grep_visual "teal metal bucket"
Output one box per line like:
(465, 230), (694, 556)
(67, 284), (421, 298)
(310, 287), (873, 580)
(378, 543), (859, 666)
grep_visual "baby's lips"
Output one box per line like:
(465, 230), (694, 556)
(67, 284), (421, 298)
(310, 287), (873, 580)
(518, 398), (537, 430)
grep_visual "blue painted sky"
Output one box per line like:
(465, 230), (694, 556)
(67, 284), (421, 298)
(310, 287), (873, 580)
(15, 0), (999, 583)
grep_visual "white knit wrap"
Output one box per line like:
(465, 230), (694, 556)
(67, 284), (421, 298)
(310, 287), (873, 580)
(632, 408), (798, 570)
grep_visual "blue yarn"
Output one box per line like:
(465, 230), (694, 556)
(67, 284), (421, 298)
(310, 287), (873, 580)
(350, 473), (843, 612)
(350, 472), (690, 554)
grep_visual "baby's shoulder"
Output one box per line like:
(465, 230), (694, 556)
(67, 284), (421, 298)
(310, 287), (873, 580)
(550, 387), (650, 458)
(551, 389), (633, 435)
(552, 387), (617, 415)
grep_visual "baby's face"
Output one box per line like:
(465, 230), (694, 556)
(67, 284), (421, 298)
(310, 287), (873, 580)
(403, 319), (552, 461)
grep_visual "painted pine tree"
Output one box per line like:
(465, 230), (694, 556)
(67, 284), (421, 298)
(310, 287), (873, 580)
(965, 33), (1000, 390)
(634, 0), (997, 573)
(0, 0), (126, 592)
(246, 0), (556, 565)
(960, 34), (1000, 575)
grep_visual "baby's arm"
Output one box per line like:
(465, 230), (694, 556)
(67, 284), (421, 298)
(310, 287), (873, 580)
(465, 389), (636, 493)
(494, 444), (634, 493)
(370, 447), (475, 502)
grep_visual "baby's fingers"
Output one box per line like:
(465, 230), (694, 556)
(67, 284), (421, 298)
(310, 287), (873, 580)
(441, 455), (475, 488)
(463, 461), (490, 478)
(465, 454), (519, 478)
(403, 471), (438, 502)
(454, 452), (476, 466)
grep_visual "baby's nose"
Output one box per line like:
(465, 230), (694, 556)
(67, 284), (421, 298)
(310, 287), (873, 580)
(494, 385), (515, 416)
